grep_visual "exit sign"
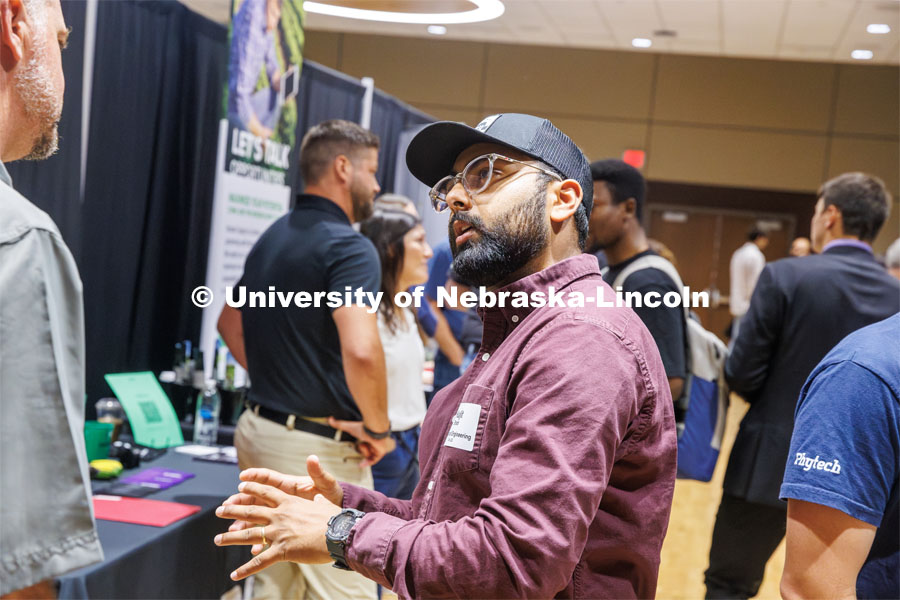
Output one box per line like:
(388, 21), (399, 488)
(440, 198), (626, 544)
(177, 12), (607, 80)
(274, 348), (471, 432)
(622, 149), (646, 169)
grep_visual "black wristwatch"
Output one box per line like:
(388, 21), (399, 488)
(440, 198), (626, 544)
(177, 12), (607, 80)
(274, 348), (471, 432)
(325, 508), (365, 570)
(363, 424), (391, 440)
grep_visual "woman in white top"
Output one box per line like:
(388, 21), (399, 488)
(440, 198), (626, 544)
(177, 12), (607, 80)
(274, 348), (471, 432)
(359, 197), (432, 499)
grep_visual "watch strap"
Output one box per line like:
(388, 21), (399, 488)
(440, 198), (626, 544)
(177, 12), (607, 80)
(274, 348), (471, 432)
(363, 424), (391, 440)
(326, 508), (365, 570)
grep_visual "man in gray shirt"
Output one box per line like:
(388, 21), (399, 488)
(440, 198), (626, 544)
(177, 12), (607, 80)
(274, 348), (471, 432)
(0, 0), (103, 594)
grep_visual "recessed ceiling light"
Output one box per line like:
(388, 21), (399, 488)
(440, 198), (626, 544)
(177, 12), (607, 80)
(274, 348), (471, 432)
(302, 0), (504, 24)
(427, 25), (447, 35)
(632, 38), (652, 48)
(851, 49), (874, 59)
(867, 23), (891, 34)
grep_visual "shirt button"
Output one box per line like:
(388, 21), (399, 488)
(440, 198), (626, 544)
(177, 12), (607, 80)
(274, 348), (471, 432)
(482, 353), (490, 362)
(511, 315), (519, 323)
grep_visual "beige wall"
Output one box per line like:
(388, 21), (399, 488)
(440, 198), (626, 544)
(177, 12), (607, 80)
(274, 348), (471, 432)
(304, 31), (899, 251)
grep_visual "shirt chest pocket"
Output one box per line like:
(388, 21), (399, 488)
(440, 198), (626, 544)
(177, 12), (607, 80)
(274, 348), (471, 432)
(440, 385), (494, 476)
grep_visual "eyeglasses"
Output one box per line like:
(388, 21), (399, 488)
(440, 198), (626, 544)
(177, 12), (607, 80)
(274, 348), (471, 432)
(429, 153), (562, 213)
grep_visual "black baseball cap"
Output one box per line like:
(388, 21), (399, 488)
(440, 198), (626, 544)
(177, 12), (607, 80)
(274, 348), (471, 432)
(405, 113), (593, 213)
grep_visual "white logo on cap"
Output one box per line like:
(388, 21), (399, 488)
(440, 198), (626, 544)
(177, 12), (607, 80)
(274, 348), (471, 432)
(475, 115), (500, 132)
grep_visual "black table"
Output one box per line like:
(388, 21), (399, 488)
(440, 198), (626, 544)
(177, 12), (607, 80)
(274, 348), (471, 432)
(58, 450), (250, 599)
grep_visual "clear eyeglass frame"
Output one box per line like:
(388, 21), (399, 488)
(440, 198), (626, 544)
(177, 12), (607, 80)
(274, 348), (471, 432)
(429, 153), (562, 213)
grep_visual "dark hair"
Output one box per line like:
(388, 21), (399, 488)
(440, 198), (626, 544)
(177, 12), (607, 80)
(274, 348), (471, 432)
(817, 173), (892, 242)
(748, 227), (768, 242)
(359, 207), (420, 333)
(590, 159), (647, 222)
(299, 120), (380, 185)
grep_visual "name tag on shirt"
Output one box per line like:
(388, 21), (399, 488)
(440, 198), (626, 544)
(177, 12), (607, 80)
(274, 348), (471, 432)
(444, 402), (481, 452)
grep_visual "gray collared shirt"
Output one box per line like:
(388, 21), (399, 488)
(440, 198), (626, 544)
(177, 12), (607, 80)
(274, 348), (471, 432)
(0, 161), (103, 593)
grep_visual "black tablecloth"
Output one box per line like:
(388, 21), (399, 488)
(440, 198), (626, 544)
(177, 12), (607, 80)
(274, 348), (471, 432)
(57, 450), (250, 599)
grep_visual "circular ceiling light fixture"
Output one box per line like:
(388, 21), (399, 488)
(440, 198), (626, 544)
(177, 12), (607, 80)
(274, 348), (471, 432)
(866, 23), (891, 34)
(303, 0), (505, 24)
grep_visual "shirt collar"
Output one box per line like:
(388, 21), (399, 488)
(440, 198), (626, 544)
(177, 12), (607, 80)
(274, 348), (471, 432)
(294, 193), (352, 225)
(823, 239), (873, 255)
(0, 161), (11, 188)
(478, 254), (601, 331)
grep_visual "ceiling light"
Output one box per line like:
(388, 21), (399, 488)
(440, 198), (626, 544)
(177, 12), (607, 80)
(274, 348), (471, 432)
(427, 25), (447, 35)
(632, 38), (652, 48)
(851, 49), (874, 60)
(302, 0), (504, 24)
(867, 23), (891, 34)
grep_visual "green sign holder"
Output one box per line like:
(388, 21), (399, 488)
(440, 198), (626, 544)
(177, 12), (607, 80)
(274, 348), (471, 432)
(104, 372), (184, 448)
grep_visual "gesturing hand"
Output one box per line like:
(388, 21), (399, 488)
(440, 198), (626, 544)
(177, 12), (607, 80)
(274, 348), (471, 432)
(224, 456), (344, 537)
(214, 483), (342, 581)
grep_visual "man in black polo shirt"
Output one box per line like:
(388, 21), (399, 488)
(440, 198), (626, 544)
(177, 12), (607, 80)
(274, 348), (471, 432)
(588, 159), (688, 415)
(218, 119), (391, 600)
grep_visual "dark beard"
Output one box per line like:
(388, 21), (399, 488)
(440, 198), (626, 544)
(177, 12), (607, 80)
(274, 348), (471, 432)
(449, 185), (548, 288)
(350, 181), (374, 222)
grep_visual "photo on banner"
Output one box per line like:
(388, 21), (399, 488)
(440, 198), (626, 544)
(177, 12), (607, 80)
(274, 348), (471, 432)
(200, 0), (305, 374)
(226, 0), (304, 173)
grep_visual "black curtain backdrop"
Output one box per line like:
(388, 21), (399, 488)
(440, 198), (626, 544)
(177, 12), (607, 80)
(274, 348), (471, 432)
(370, 90), (433, 193)
(7, 0), (433, 403)
(290, 62), (365, 192)
(79, 1), (227, 403)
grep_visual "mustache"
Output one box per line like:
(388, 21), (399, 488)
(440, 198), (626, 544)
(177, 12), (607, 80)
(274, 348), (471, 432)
(448, 212), (486, 233)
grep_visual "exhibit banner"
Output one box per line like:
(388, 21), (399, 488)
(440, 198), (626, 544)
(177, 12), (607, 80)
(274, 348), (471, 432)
(200, 0), (304, 374)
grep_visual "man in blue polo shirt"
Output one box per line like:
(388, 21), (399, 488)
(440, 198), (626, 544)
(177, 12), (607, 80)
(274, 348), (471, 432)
(780, 313), (899, 600)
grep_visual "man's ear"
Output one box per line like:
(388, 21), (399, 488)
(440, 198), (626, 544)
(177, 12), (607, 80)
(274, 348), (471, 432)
(0, 0), (26, 66)
(333, 154), (352, 185)
(824, 203), (842, 232)
(548, 179), (582, 224)
(623, 197), (638, 218)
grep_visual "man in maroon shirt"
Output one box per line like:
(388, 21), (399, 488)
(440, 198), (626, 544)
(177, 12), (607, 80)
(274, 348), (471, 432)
(214, 114), (677, 598)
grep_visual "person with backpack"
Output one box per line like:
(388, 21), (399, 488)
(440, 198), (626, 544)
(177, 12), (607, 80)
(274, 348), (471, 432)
(589, 160), (688, 414)
(589, 160), (729, 481)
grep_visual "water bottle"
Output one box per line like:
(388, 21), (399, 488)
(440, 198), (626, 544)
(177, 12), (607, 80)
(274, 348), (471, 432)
(193, 379), (221, 446)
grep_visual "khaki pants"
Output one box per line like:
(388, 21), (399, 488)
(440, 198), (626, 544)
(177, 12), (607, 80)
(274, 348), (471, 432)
(234, 409), (377, 600)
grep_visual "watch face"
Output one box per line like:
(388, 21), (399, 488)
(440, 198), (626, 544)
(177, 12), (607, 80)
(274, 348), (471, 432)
(333, 514), (356, 536)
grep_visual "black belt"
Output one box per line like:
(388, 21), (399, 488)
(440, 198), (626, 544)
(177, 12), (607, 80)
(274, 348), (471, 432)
(248, 403), (358, 443)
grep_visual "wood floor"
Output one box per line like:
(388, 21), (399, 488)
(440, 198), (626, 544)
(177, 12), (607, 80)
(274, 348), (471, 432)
(657, 395), (786, 599)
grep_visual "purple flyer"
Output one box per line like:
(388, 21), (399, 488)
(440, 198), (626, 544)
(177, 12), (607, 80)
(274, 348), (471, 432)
(120, 467), (195, 490)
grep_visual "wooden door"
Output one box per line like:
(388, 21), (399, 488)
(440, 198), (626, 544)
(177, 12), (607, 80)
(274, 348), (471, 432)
(647, 205), (795, 341)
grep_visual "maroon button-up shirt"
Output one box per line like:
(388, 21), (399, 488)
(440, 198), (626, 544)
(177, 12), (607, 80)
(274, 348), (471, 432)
(342, 254), (677, 599)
